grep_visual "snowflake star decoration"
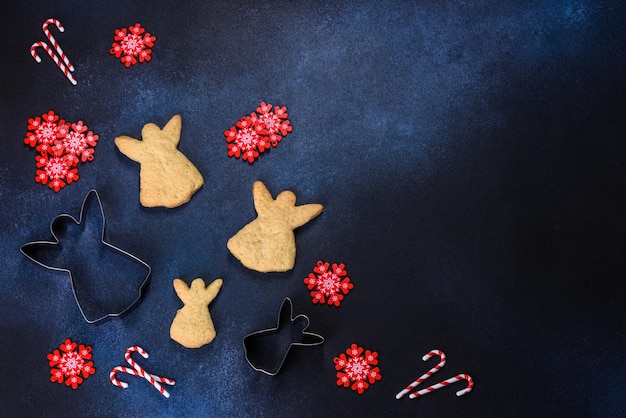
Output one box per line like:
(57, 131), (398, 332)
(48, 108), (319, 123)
(224, 102), (293, 163)
(334, 344), (382, 394)
(304, 261), (354, 307)
(110, 23), (156, 67)
(24, 110), (99, 192)
(47, 339), (96, 389)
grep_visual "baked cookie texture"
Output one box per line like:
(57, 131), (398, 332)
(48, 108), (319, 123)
(170, 278), (223, 349)
(115, 114), (204, 208)
(227, 181), (323, 273)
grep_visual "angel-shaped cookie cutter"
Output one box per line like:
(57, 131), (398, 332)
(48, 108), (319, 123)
(243, 298), (324, 376)
(20, 189), (151, 324)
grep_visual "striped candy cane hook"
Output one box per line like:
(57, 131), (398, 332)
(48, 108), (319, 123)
(110, 346), (175, 398)
(409, 373), (474, 399)
(42, 18), (74, 72)
(395, 349), (446, 399)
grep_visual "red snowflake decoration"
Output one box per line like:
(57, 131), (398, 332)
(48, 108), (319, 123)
(304, 261), (354, 307)
(24, 110), (99, 192)
(225, 102), (293, 163)
(334, 343), (382, 394)
(47, 339), (96, 389)
(110, 23), (156, 67)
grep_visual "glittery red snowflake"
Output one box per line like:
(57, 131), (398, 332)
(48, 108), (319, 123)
(304, 261), (354, 307)
(47, 339), (96, 389)
(225, 102), (292, 163)
(24, 110), (99, 192)
(110, 23), (156, 67)
(334, 343), (382, 394)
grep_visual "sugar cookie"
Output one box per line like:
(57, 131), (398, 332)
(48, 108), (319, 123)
(115, 115), (203, 208)
(170, 278), (223, 348)
(227, 181), (323, 272)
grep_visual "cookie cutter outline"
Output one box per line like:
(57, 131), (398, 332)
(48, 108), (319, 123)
(243, 297), (324, 376)
(20, 189), (152, 324)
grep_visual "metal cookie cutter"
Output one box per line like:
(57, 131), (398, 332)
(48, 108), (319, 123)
(21, 189), (151, 324)
(243, 298), (324, 375)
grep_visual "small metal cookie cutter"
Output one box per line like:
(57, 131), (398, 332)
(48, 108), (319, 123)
(243, 298), (324, 375)
(20, 189), (151, 324)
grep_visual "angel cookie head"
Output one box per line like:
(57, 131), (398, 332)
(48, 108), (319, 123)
(115, 115), (204, 208)
(227, 181), (323, 273)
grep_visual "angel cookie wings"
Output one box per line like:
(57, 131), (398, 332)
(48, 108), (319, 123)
(115, 115), (204, 208)
(227, 181), (323, 273)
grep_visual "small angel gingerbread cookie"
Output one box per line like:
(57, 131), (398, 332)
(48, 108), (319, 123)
(115, 115), (204, 208)
(227, 181), (323, 273)
(170, 278), (223, 348)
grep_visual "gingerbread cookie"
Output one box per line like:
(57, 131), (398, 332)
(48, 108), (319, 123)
(227, 181), (323, 273)
(170, 278), (223, 348)
(115, 115), (204, 208)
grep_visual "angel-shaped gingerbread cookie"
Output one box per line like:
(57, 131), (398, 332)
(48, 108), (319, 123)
(170, 277), (223, 348)
(115, 115), (204, 208)
(227, 181), (323, 273)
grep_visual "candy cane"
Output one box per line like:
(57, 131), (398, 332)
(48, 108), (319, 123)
(109, 346), (175, 398)
(30, 41), (77, 85)
(409, 373), (474, 398)
(124, 347), (176, 386)
(395, 349), (446, 399)
(42, 18), (74, 72)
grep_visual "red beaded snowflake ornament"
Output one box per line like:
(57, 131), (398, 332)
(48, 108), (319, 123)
(334, 343), (382, 394)
(47, 339), (96, 389)
(110, 23), (156, 67)
(224, 102), (293, 163)
(24, 110), (99, 192)
(304, 261), (354, 307)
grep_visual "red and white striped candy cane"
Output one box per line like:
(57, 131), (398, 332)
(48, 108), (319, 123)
(42, 18), (74, 72)
(109, 346), (175, 398)
(30, 41), (77, 85)
(409, 373), (474, 399)
(395, 349), (446, 399)
(124, 347), (176, 389)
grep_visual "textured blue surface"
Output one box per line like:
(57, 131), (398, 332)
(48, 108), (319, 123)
(1, 0), (625, 416)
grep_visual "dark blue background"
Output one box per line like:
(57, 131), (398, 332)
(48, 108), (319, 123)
(1, 1), (625, 416)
